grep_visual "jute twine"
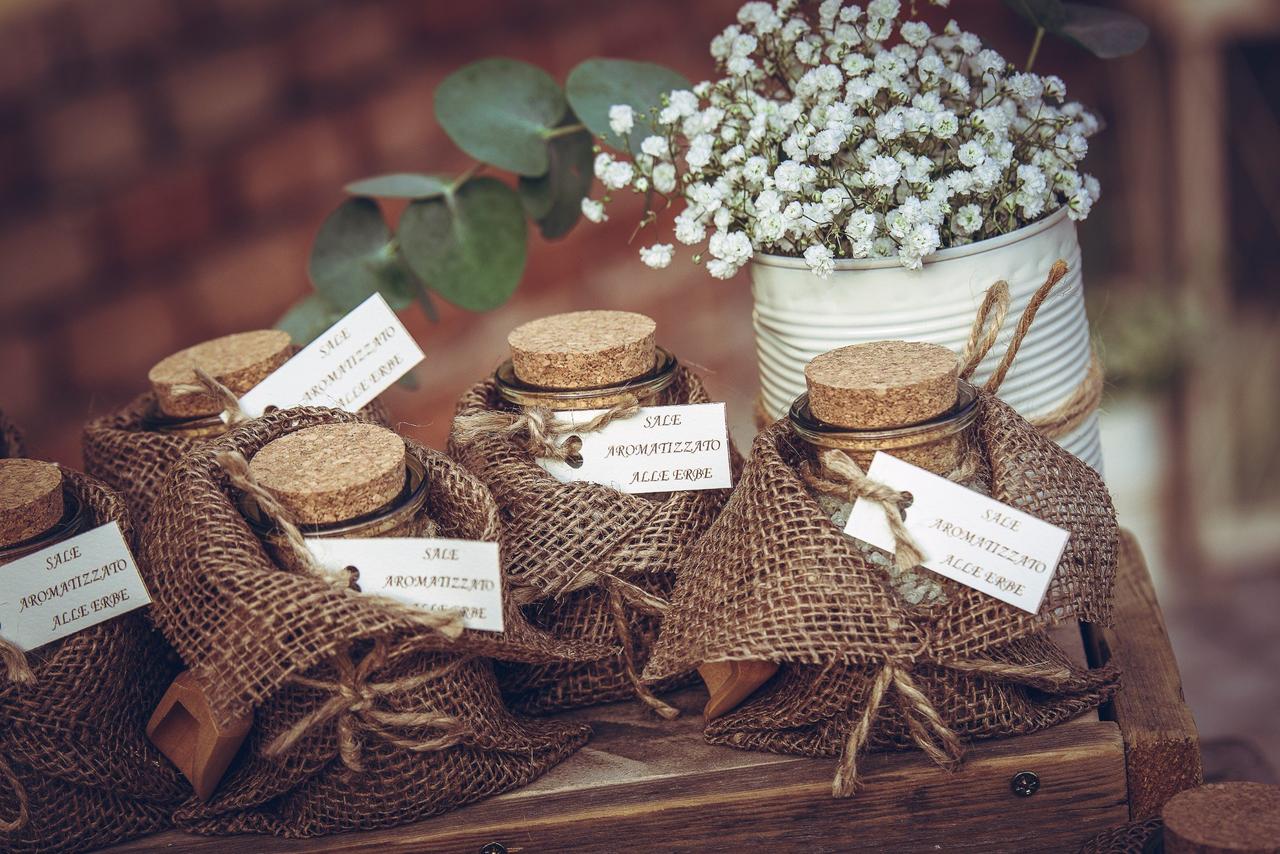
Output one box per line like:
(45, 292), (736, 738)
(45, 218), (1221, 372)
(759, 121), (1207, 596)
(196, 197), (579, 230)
(453, 392), (682, 719)
(213, 449), (475, 767)
(0, 755), (28, 834)
(170, 366), (249, 424)
(751, 258), (1104, 443)
(261, 642), (470, 774)
(798, 259), (1072, 591)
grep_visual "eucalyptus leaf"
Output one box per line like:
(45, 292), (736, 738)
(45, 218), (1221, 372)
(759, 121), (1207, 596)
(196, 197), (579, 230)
(396, 367), (421, 390)
(308, 198), (416, 313)
(1002, 0), (1067, 31)
(1058, 3), (1149, 58)
(566, 58), (690, 154)
(398, 177), (527, 312)
(276, 294), (343, 347)
(344, 173), (449, 199)
(435, 58), (566, 176)
(518, 117), (594, 239)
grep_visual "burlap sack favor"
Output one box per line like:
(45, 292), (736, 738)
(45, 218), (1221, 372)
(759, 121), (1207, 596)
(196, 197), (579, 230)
(0, 408), (23, 458)
(450, 365), (737, 717)
(143, 407), (594, 837)
(643, 263), (1121, 796)
(83, 374), (389, 535)
(1, 470), (189, 853)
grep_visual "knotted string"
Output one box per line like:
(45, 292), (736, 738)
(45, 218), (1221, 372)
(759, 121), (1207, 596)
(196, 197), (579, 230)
(802, 449), (925, 573)
(0, 754), (29, 834)
(606, 586), (680, 720)
(170, 366), (248, 424)
(830, 654), (1108, 796)
(0, 640), (34, 686)
(262, 642), (469, 772)
(215, 450), (464, 640)
(450, 396), (640, 461)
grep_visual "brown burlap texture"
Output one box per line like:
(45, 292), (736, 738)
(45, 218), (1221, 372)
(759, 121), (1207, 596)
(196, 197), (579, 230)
(643, 394), (1120, 792)
(83, 392), (390, 536)
(0, 408), (24, 458)
(1, 469), (189, 853)
(450, 365), (736, 715)
(1079, 817), (1164, 853)
(143, 407), (593, 836)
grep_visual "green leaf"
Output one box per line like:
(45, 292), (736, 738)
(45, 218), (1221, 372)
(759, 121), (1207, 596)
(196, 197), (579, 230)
(434, 58), (566, 176)
(1057, 3), (1149, 59)
(344, 173), (449, 199)
(1002, 0), (1067, 31)
(566, 58), (690, 154)
(276, 294), (343, 346)
(396, 367), (421, 390)
(308, 198), (416, 313)
(518, 115), (594, 239)
(398, 177), (527, 312)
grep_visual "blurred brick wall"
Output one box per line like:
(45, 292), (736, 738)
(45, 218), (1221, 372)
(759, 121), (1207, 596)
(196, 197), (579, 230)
(0, 0), (1118, 467)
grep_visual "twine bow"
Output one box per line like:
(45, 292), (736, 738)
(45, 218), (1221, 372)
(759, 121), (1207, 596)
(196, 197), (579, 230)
(262, 643), (469, 773)
(451, 395), (640, 462)
(803, 450), (925, 573)
(0, 754), (29, 834)
(170, 366), (248, 424)
(0, 640), (34, 686)
(832, 655), (1106, 796)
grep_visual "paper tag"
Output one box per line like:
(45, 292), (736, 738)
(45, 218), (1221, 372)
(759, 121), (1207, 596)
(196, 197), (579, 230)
(305, 537), (503, 632)
(537, 403), (733, 494)
(238, 294), (424, 418)
(0, 521), (152, 652)
(845, 452), (1070, 613)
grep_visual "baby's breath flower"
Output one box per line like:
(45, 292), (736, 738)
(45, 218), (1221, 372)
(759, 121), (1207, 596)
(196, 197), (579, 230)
(640, 135), (669, 158)
(804, 243), (836, 278)
(581, 198), (607, 223)
(639, 243), (674, 268)
(608, 105), (634, 136)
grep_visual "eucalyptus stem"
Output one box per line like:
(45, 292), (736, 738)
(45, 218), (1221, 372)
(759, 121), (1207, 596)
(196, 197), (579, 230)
(1025, 27), (1045, 72)
(544, 122), (587, 139)
(450, 162), (483, 189)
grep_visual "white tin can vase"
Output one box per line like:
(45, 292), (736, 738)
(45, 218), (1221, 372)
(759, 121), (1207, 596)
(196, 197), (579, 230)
(750, 205), (1103, 472)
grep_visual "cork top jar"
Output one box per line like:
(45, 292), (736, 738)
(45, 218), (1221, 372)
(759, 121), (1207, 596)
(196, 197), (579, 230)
(144, 330), (292, 434)
(495, 310), (675, 411)
(0, 458), (87, 563)
(239, 422), (433, 544)
(790, 340), (977, 475)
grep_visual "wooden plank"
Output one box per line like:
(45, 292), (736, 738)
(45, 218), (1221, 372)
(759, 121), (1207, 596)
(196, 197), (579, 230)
(103, 689), (1126, 853)
(1083, 529), (1203, 820)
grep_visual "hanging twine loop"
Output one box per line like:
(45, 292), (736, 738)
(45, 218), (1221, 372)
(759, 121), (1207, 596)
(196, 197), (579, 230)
(170, 366), (249, 425)
(215, 450), (464, 640)
(0, 754), (30, 834)
(451, 395), (641, 461)
(262, 642), (469, 772)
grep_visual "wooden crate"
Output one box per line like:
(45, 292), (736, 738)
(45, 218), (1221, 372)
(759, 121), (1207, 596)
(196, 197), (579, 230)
(102, 531), (1200, 853)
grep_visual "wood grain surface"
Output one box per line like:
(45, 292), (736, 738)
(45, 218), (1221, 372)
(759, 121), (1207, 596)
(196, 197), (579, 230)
(1084, 529), (1204, 820)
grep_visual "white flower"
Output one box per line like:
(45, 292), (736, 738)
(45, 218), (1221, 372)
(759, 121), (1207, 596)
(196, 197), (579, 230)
(581, 198), (607, 223)
(821, 186), (850, 213)
(608, 104), (634, 136)
(952, 203), (982, 234)
(706, 258), (739, 279)
(640, 135), (669, 158)
(709, 229), (753, 264)
(601, 161), (634, 190)
(773, 160), (806, 192)
(931, 111), (959, 139)
(593, 152), (613, 179)
(685, 134), (715, 171)
(809, 127), (846, 159)
(669, 89), (699, 117)
(864, 155), (902, 188)
(673, 210), (706, 245)
(639, 243), (674, 269)
(743, 156), (770, 184)
(958, 140), (986, 168)
(1067, 189), (1093, 220)
(653, 162), (677, 194)
(900, 21), (932, 47)
(874, 108), (906, 141)
(804, 244), (835, 279)
(845, 209), (877, 240)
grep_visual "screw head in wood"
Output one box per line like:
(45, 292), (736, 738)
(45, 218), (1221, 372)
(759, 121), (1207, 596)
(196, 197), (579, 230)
(1011, 770), (1040, 797)
(479, 843), (508, 854)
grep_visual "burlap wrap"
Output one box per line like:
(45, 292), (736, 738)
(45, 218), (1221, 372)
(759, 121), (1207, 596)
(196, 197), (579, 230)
(0, 408), (23, 458)
(83, 391), (390, 535)
(1079, 817), (1164, 853)
(449, 365), (736, 715)
(643, 394), (1121, 793)
(1, 470), (189, 853)
(143, 407), (593, 836)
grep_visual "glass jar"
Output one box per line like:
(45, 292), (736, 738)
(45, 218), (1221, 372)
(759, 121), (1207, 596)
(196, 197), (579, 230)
(494, 346), (678, 413)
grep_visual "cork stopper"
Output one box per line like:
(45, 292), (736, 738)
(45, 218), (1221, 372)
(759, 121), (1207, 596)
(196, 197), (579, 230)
(509, 310), (657, 389)
(1162, 782), (1280, 854)
(249, 424), (407, 525)
(805, 341), (960, 430)
(0, 459), (64, 548)
(149, 330), (293, 417)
